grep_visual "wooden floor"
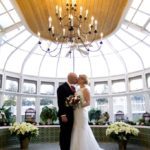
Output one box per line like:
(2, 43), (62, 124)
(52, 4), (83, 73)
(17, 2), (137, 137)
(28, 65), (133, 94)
(4, 142), (149, 150)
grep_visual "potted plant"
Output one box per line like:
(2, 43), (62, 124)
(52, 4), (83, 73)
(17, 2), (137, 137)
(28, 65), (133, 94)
(9, 122), (39, 149)
(88, 108), (101, 124)
(106, 122), (139, 150)
(40, 106), (57, 125)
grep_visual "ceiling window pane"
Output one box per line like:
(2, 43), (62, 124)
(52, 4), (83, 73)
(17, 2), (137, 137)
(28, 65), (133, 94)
(129, 76), (143, 91)
(0, 3), (6, 14)
(23, 80), (37, 94)
(5, 50), (28, 73)
(9, 31), (31, 47)
(1, 0), (13, 10)
(133, 42), (150, 68)
(40, 82), (55, 95)
(94, 82), (109, 94)
(0, 44), (15, 69)
(9, 9), (20, 22)
(120, 49), (143, 72)
(131, 0), (143, 8)
(139, 0), (150, 14)
(116, 30), (138, 46)
(23, 54), (43, 76)
(132, 11), (149, 27)
(5, 76), (19, 92)
(3, 27), (25, 40)
(125, 8), (136, 21)
(112, 80), (126, 93)
(0, 13), (14, 28)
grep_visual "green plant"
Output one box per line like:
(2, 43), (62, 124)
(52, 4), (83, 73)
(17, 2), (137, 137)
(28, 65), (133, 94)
(40, 106), (57, 124)
(88, 108), (101, 123)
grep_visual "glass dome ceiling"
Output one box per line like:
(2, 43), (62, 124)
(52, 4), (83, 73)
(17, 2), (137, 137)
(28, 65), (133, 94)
(0, 0), (150, 78)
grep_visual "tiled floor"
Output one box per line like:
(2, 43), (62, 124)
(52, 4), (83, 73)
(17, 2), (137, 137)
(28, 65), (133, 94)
(3, 142), (149, 150)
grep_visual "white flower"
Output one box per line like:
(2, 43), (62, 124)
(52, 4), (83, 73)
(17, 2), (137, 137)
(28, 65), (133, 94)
(9, 122), (39, 137)
(106, 122), (139, 141)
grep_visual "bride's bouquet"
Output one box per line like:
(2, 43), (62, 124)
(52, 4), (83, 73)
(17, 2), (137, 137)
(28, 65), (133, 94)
(65, 95), (81, 108)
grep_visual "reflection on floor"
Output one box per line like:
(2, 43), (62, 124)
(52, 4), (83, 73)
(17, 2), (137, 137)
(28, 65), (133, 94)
(4, 142), (149, 150)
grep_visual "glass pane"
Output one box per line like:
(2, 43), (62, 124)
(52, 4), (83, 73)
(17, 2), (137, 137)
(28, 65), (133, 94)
(94, 82), (109, 94)
(1, 0), (13, 10)
(0, 13), (14, 28)
(2, 94), (17, 125)
(0, 3), (5, 14)
(112, 80), (126, 93)
(129, 76), (143, 91)
(132, 11), (149, 27)
(0, 74), (2, 88)
(146, 74), (150, 88)
(130, 95), (145, 122)
(5, 77), (19, 92)
(139, 0), (150, 14)
(40, 98), (54, 113)
(0, 44), (15, 69)
(96, 98), (109, 113)
(113, 96), (127, 115)
(22, 97), (36, 122)
(23, 81), (37, 94)
(5, 50), (28, 73)
(40, 83), (54, 95)
(9, 10), (20, 23)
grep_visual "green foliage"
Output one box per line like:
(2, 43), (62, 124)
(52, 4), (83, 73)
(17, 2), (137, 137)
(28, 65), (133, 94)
(40, 106), (57, 124)
(88, 108), (101, 122)
(0, 101), (15, 125)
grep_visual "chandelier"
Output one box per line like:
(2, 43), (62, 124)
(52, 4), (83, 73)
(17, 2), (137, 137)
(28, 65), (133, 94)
(37, 0), (103, 57)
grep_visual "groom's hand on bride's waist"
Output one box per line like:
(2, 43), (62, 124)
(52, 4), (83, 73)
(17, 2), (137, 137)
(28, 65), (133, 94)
(61, 115), (68, 123)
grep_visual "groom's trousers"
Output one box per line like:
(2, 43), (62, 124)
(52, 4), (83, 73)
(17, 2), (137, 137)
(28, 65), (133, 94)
(59, 118), (73, 150)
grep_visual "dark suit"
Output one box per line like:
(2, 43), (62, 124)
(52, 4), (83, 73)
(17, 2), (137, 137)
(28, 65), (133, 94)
(57, 82), (75, 150)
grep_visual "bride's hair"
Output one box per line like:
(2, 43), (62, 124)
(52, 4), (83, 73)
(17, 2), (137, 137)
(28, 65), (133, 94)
(79, 74), (89, 85)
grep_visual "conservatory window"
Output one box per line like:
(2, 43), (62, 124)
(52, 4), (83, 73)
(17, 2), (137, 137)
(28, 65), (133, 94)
(40, 82), (55, 95)
(96, 98), (109, 113)
(113, 96), (127, 115)
(3, 94), (17, 123)
(23, 80), (37, 94)
(94, 82), (109, 94)
(129, 76), (143, 91)
(146, 73), (150, 88)
(21, 97), (35, 122)
(130, 94), (145, 122)
(0, 74), (2, 89)
(5, 76), (19, 92)
(40, 98), (54, 113)
(112, 79), (126, 93)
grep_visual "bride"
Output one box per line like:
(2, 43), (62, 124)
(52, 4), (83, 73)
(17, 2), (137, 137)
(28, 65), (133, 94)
(70, 74), (103, 150)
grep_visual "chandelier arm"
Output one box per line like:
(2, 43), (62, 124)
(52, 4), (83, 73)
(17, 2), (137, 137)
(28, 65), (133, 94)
(48, 43), (63, 57)
(48, 42), (60, 53)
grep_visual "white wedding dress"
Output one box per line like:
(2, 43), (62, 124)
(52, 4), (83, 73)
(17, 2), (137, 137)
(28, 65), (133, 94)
(70, 88), (103, 150)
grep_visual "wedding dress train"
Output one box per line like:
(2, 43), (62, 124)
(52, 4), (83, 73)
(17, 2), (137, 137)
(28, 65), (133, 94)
(70, 88), (103, 150)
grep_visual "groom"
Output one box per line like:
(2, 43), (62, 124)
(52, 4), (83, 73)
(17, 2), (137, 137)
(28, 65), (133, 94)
(57, 72), (78, 150)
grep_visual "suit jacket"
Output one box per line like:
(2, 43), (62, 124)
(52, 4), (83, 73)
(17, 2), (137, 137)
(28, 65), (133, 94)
(57, 82), (75, 121)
